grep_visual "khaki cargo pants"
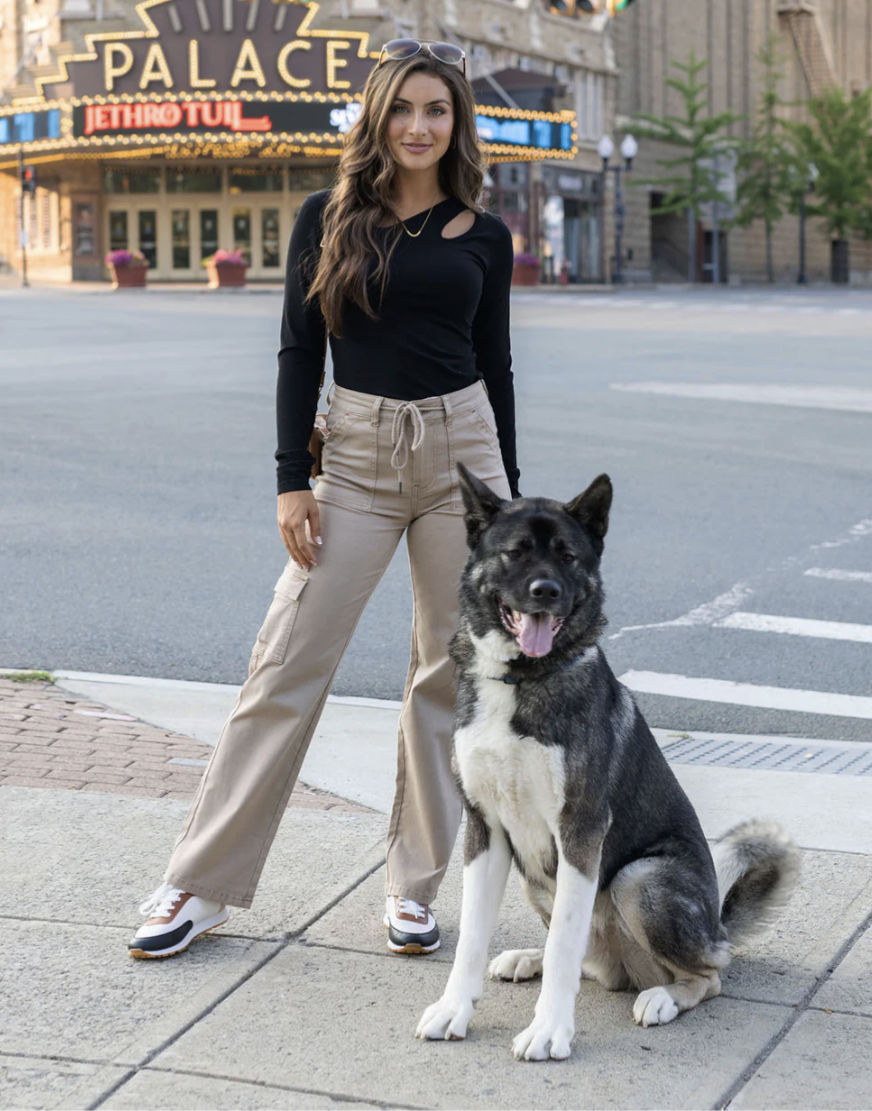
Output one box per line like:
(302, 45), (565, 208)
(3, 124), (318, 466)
(164, 379), (512, 909)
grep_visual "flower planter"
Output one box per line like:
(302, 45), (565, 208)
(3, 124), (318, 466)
(512, 262), (541, 287)
(109, 264), (147, 289)
(206, 262), (248, 289)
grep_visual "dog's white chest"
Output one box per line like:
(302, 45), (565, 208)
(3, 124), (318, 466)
(455, 679), (566, 883)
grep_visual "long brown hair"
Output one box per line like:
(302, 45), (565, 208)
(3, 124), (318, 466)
(304, 53), (487, 337)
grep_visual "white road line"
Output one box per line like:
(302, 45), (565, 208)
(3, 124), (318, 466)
(811, 518), (872, 551)
(619, 671), (872, 720)
(805, 568), (872, 584)
(715, 611), (872, 643)
(610, 382), (872, 413)
(608, 582), (752, 640)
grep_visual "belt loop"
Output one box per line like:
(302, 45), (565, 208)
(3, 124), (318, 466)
(371, 396), (382, 427)
(441, 390), (453, 427)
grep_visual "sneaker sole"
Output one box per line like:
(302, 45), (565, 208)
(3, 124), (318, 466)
(129, 908), (230, 959)
(386, 937), (441, 954)
(382, 914), (440, 954)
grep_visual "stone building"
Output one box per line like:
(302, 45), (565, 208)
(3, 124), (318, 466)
(611, 0), (872, 284)
(0, 0), (618, 283)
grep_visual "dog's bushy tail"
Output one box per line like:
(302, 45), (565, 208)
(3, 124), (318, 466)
(711, 820), (800, 947)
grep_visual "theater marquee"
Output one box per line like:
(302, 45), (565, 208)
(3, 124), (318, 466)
(1, 0), (577, 163)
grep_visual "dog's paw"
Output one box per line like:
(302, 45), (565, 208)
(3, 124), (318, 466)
(416, 997), (474, 1041)
(633, 987), (679, 1028)
(511, 1015), (574, 1061)
(489, 949), (544, 983)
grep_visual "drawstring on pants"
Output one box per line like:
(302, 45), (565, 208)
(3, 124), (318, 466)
(390, 401), (426, 493)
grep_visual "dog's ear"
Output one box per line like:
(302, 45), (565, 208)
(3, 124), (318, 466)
(457, 462), (507, 549)
(564, 474), (612, 555)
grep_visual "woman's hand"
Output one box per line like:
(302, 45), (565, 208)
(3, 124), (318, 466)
(277, 491), (322, 570)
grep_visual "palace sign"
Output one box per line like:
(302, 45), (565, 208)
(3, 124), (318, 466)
(36, 0), (374, 98)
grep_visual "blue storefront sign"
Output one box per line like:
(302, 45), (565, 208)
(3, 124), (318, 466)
(0, 109), (61, 145)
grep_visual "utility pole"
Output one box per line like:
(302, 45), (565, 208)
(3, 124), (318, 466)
(17, 149), (29, 289)
(711, 152), (720, 286)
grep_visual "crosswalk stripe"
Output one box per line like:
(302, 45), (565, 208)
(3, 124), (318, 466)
(714, 611), (872, 643)
(619, 671), (872, 720)
(610, 382), (872, 413)
(805, 568), (872, 584)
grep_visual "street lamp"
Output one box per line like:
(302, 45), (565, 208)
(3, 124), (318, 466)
(598, 133), (638, 284)
(798, 162), (819, 286)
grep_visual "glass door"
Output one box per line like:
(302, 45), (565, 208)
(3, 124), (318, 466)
(171, 209), (192, 274)
(108, 210), (129, 252)
(138, 210), (158, 270)
(260, 207), (281, 273)
(200, 209), (219, 263)
(232, 208), (252, 266)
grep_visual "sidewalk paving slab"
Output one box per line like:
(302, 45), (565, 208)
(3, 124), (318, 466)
(0, 1056), (129, 1111)
(730, 1009), (872, 1110)
(1, 786), (387, 942)
(0, 917), (279, 1065)
(304, 847), (872, 1008)
(813, 923), (872, 1017)
(101, 1069), (383, 1110)
(148, 943), (791, 1111)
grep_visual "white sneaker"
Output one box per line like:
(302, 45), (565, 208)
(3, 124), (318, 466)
(128, 883), (229, 959)
(383, 895), (440, 954)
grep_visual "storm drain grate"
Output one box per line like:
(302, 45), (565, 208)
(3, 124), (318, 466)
(662, 735), (872, 776)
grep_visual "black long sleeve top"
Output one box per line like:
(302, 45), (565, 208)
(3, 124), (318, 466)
(275, 188), (521, 498)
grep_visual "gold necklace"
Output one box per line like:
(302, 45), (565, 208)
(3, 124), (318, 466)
(397, 195), (443, 238)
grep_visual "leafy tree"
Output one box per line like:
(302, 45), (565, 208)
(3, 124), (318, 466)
(634, 50), (740, 282)
(733, 36), (801, 282)
(790, 85), (872, 243)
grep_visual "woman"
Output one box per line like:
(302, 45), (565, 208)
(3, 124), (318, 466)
(130, 38), (520, 960)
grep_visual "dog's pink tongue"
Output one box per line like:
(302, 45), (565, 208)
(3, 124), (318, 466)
(518, 613), (554, 657)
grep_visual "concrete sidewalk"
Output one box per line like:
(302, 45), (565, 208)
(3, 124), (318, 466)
(2, 669), (872, 1110)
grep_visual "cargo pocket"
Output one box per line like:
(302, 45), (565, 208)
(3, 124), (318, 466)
(247, 561), (309, 676)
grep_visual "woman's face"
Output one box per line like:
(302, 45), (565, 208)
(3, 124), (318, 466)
(385, 71), (455, 174)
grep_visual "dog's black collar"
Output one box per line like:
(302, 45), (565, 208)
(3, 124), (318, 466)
(487, 651), (588, 685)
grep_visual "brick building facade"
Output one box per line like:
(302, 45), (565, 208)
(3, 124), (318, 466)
(612, 0), (872, 284)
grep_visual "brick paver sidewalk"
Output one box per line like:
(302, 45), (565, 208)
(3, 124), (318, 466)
(0, 675), (369, 813)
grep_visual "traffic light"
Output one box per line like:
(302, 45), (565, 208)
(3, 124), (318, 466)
(20, 164), (36, 196)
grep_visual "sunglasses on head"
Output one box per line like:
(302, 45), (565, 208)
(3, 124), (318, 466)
(377, 39), (467, 77)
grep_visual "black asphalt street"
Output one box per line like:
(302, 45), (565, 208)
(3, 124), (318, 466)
(2, 285), (871, 741)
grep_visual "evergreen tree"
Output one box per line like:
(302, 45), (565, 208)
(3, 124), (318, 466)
(733, 36), (800, 283)
(634, 50), (740, 282)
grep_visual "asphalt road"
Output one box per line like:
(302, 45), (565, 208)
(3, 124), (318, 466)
(2, 284), (870, 742)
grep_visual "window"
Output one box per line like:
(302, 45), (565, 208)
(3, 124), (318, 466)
(103, 169), (161, 194)
(166, 167), (222, 193)
(287, 169), (335, 192)
(578, 72), (589, 139)
(591, 73), (602, 139)
(228, 169), (283, 193)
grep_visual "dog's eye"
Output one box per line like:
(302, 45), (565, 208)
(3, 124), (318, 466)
(504, 549), (523, 560)
(561, 552), (576, 563)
